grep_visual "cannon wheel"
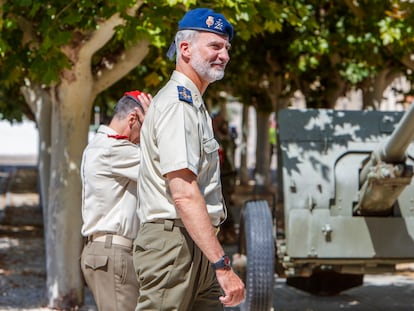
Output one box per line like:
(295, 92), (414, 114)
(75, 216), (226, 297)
(238, 200), (275, 311)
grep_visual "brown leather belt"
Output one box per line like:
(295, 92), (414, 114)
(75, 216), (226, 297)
(88, 233), (133, 248)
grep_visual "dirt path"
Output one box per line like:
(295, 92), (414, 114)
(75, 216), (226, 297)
(0, 166), (96, 310)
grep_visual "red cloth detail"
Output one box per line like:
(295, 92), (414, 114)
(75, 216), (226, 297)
(107, 134), (129, 140)
(124, 90), (142, 101)
(218, 147), (224, 167)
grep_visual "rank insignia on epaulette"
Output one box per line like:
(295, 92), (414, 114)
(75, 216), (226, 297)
(177, 86), (193, 105)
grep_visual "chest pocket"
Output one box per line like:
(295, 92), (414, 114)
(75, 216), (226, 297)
(200, 136), (220, 173)
(195, 103), (219, 171)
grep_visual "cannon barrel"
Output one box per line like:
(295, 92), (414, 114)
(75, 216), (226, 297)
(379, 102), (414, 163)
(359, 102), (414, 185)
(356, 103), (414, 215)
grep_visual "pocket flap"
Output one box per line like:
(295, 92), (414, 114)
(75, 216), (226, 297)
(203, 137), (219, 154)
(138, 239), (165, 251)
(84, 255), (108, 270)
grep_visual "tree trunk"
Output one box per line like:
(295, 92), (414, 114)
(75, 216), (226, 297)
(362, 68), (402, 109)
(275, 98), (289, 202)
(45, 83), (92, 308)
(254, 110), (271, 187)
(37, 97), (52, 227)
(20, 85), (52, 226)
(239, 104), (250, 185)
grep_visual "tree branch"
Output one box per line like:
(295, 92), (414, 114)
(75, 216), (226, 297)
(92, 39), (150, 96)
(344, 0), (365, 19)
(79, 0), (144, 60)
(13, 15), (39, 49)
(60, 1), (146, 93)
(401, 54), (414, 71)
(79, 14), (123, 60)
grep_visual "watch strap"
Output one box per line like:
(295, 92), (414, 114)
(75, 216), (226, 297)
(211, 255), (231, 271)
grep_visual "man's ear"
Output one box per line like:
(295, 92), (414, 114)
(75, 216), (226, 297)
(128, 112), (137, 128)
(180, 41), (191, 58)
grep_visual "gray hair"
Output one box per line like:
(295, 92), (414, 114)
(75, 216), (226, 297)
(112, 96), (142, 120)
(174, 29), (199, 62)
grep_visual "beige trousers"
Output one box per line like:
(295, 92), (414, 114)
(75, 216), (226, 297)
(81, 238), (139, 311)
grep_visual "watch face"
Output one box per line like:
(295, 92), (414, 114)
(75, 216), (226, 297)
(223, 256), (230, 266)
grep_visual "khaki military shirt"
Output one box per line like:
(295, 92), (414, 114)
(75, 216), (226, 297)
(138, 71), (225, 226)
(81, 125), (140, 239)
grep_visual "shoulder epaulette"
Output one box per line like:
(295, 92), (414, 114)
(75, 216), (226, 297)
(177, 86), (193, 105)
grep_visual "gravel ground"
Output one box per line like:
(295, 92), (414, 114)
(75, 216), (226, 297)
(0, 224), (48, 310)
(0, 224), (97, 311)
(0, 166), (97, 310)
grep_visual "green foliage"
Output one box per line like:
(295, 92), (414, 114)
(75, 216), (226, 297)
(286, 1), (414, 106)
(340, 61), (373, 85)
(1, 0), (414, 120)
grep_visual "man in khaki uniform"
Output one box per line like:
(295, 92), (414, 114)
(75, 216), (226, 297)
(80, 91), (151, 311)
(134, 8), (245, 311)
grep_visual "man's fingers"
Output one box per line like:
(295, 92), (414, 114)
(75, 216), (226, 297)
(219, 292), (244, 307)
(134, 93), (152, 124)
(138, 93), (152, 113)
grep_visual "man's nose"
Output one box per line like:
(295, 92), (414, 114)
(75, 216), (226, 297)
(220, 49), (230, 63)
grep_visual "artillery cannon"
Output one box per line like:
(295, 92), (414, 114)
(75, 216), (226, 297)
(238, 104), (414, 311)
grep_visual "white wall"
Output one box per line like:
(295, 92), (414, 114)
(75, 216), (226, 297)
(0, 119), (38, 165)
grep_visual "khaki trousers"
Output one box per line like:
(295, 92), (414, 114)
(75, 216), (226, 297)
(133, 221), (223, 311)
(81, 237), (139, 311)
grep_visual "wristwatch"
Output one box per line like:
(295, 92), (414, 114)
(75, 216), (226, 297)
(212, 255), (231, 271)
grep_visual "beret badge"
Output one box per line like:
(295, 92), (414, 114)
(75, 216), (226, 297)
(206, 16), (214, 28)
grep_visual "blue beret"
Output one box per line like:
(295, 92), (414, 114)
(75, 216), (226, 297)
(166, 8), (233, 60)
(178, 8), (234, 41)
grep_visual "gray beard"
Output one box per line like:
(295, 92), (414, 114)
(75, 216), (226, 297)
(191, 54), (225, 83)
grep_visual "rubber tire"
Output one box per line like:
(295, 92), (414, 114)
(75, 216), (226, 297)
(239, 200), (275, 311)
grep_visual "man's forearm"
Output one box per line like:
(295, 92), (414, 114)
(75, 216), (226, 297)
(178, 194), (225, 263)
(167, 170), (225, 263)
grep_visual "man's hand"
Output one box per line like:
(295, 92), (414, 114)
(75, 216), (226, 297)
(216, 268), (245, 306)
(135, 92), (152, 124)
